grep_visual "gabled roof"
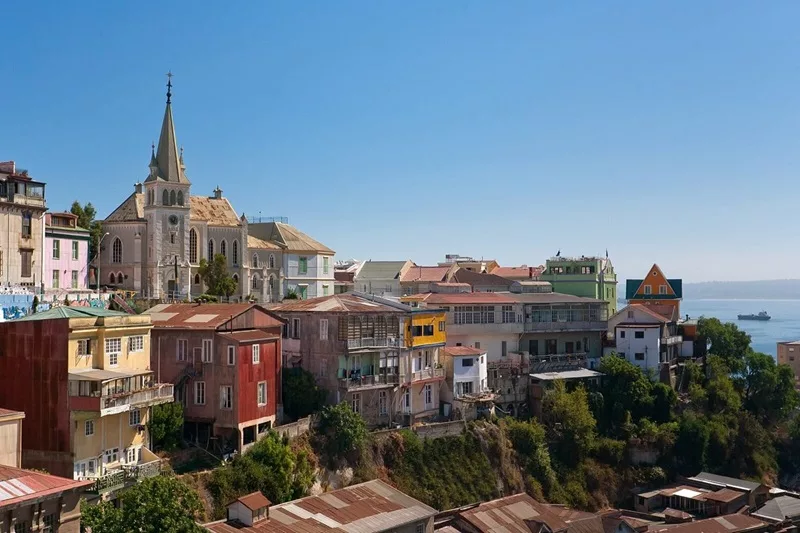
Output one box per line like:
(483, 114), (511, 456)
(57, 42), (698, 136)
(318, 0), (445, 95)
(687, 472), (763, 492)
(400, 265), (452, 283)
(355, 260), (412, 281)
(0, 465), (92, 509)
(407, 292), (517, 305)
(755, 495), (800, 521)
(491, 265), (545, 280)
(104, 192), (145, 223)
(144, 303), (283, 330)
(444, 346), (486, 357)
(610, 304), (671, 325)
(236, 491), (271, 511)
(271, 294), (408, 314)
(247, 235), (281, 251)
(13, 307), (131, 322)
(626, 264), (682, 300)
(457, 493), (568, 533)
(104, 193), (241, 226)
(251, 222), (334, 254)
(451, 268), (513, 289)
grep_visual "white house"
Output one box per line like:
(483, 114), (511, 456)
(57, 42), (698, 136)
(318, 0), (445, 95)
(441, 346), (493, 421)
(605, 304), (683, 377)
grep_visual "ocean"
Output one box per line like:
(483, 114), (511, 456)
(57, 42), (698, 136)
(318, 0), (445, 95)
(681, 299), (800, 358)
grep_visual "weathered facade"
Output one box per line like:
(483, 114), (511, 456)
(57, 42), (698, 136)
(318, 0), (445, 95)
(539, 255), (618, 315)
(145, 303), (283, 453)
(44, 212), (90, 296)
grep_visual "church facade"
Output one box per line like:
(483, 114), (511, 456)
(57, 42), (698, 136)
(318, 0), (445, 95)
(97, 83), (334, 302)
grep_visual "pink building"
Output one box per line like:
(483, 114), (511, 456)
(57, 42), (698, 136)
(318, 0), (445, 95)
(44, 212), (90, 295)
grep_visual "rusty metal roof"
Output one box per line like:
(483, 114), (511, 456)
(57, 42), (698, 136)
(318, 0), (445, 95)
(204, 479), (436, 532)
(0, 465), (92, 509)
(457, 493), (567, 533)
(219, 330), (279, 343)
(649, 514), (765, 533)
(444, 346), (486, 357)
(237, 492), (272, 511)
(271, 294), (406, 314)
(145, 303), (282, 330)
(400, 266), (452, 283)
(407, 292), (517, 305)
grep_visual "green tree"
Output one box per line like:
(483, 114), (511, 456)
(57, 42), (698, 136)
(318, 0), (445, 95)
(81, 475), (204, 533)
(70, 201), (104, 261)
(697, 317), (751, 373)
(149, 402), (184, 451)
(198, 254), (237, 298)
(282, 368), (327, 420)
(674, 411), (709, 475)
(504, 418), (561, 499)
(597, 355), (659, 434)
(741, 351), (799, 425)
(541, 381), (597, 467)
(317, 402), (368, 466)
(284, 289), (299, 300)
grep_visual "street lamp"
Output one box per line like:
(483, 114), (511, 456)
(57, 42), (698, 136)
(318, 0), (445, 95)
(94, 232), (110, 298)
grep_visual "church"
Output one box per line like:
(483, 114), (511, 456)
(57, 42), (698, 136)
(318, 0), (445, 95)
(97, 80), (335, 302)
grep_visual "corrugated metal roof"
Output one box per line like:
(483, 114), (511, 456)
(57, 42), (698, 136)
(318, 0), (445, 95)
(271, 294), (407, 314)
(451, 269), (513, 288)
(444, 346), (486, 357)
(408, 292), (517, 305)
(507, 292), (604, 304)
(219, 330), (279, 343)
(400, 266), (451, 283)
(355, 261), (410, 282)
(530, 369), (603, 381)
(68, 368), (153, 381)
(145, 303), (282, 330)
(457, 493), (565, 533)
(688, 472), (762, 492)
(238, 492), (272, 511)
(755, 496), (800, 521)
(13, 307), (131, 321)
(0, 465), (92, 509)
(648, 514), (765, 533)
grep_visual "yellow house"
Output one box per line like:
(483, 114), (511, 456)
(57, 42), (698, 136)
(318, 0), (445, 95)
(397, 309), (447, 421)
(4, 307), (174, 498)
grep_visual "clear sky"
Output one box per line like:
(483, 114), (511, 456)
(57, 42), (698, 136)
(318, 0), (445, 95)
(2, 1), (799, 283)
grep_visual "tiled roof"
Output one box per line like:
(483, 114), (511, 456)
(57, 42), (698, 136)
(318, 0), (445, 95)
(145, 303), (283, 330)
(271, 294), (407, 314)
(401, 266), (451, 283)
(104, 192), (145, 223)
(247, 235), (281, 250)
(451, 268), (514, 288)
(409, 292), (517, 305)
(0, 465), (92, 509)
(649, 514), (765, 533)
(237, 492), (271, 511)
(444, 346), (486, 357)
(355, 261), (410, 282)
(204, 479), (437, 532)
(190, 196), (241, 227)
(250, 222), (333, 254)
(491, 265), (545, 279)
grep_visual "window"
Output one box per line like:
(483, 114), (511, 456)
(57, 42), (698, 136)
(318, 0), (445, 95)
(635, 352), (645, 361)
(620, 330), (626, 339)
(462, 358), (474, 367)
(643, 285), (652, 295)
(299, 256), (308, 274)
(104, 448), (119, 464)
(42, 514), (55, 533)
(220, 240), (227, 259)
(52, 269), (59, 289)
(129, 336), (144, 352)
(177, 190), (184, 205)
(292, 318), (301, 339)
(232, 274), (239, 288)
(194, 273), (201, 285)
(71, 270), (78, 288)
(252, 344), (260, 364)
(14, 521), (29, 533)
(658, 284), (668, 295)
(106, 338), (121, 366)
(21, 212), (31, 238)
(251, 274), (259, 290)
(438, 320), (445, 332)
(502, 305), (515, 323)
(320, 318), (328, 340)
(170, 190), (176, 205)
(423, 324), (434, 336)
(202, 339), (213, 363)
(77, 339), (91, 356)
(195, 382), (206, 405)
(126, 447), (140, 464)
(227, 345), (235, 365)
(208, 239), (214, 260)
(634, 331), (645, 339)
(220, 386), (233, 409)
(268, 254), (275, 269)
(257, 382), (267, 406)
(169, 233), (176, 244)
(177, 339), (188, 361)
(52, 239), (60, 259)
(580, 266), (595, 274)
(129, 409), (141, 426)
(117, 272), (124, 284)
(454, 305), (495, 324)
(379, 391), (387, 415)
(85, 419), (94, 436)
(252, 253), (259, 268)
(351, 393), (361, 414)
(424, 384), (433, 406)
(457, 381), (474, 397)
(189, 229), (197, 263)
(322, 284), (330, 296)
(402, 389), (411, 413)
(501, 341), (507, 357)
(20, 249), (32, 277)
(323, 256), (330, 274)
(298, 285), (307, 299)
(232, 240), (239, 265)
(111, 237), (122, 263)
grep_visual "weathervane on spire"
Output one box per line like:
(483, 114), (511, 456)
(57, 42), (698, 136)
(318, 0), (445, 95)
(166, 71), (173, 104)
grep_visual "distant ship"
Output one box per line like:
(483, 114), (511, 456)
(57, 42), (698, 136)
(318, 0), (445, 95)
(737, 311), (771, 321)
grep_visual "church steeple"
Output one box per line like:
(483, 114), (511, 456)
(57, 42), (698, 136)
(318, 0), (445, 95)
(145, 72), (190, 184)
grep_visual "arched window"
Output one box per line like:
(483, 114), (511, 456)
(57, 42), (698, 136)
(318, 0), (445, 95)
(177, 191), (184, 206)
(112, 237), (123, 264)
(109, 272), (116, 284)
(169, 190), (176, 206)
(232, 274), (239, 288)
(189, 229), (198, 263)
(232, 240), (239, 265)
(269, 275), (276, 293)
(268, 254), (275, 269)
(194, 273), (201, 285)
(208, 239), (214, 260)
(220, 240), (227, 259)
(117, 272), (124, 284)
(162, 190), (169, 205)
(251, 274), (259, 290)
(251, 253), (259, 268)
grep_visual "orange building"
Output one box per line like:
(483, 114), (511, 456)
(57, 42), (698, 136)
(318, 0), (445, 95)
(625, 264), (682, 318)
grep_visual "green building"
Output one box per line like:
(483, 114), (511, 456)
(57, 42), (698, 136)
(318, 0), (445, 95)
(539, 255), (618, 315)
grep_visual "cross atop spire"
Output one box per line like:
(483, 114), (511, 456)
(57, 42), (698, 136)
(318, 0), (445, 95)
(166, 71), (173, 104)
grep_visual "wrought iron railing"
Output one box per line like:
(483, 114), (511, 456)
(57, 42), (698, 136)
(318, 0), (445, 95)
(339, 374), (399, 390)
(346, 337), (400, 349)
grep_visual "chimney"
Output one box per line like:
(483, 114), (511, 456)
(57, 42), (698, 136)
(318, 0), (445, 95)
(134, 182), (143, 194)
(529, 267), (533, 279)
(0, 161), (15, 174)
(213, 186), (223, 199)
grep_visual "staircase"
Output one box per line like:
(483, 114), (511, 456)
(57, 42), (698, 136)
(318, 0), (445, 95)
(112, 294), (136, 314)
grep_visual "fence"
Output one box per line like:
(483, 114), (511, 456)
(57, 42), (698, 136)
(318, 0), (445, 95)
(274, 416), (315, 439)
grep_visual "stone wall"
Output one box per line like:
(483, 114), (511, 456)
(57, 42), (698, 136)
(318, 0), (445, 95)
(274, 416), (314, 439)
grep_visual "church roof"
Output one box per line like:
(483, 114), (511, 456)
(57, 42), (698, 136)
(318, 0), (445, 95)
(144, 81), (189, 184)
(104, 193), (241, 227)
(253, 222), (334, 254)
(247, 235), (280, 250)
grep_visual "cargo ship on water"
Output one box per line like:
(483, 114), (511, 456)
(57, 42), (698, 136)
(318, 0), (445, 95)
(737, 311), (771, 321)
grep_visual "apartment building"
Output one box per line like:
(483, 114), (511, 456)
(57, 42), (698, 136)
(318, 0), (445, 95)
(777, 340), (800, 389)
(273, 293), (447, 426)
(606, 304), (683, 379)
(144, 303), (283, 453)
(0, 307), (173, 499)
(353, 260), (414, 297)
(44, 212), (91, 297)
(441, 346), (494, 421)
(539, 255), (618, 315)
(0, 161), (47, 290)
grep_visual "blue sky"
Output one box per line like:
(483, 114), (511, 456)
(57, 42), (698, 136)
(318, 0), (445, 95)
(2, 1), (799, 283)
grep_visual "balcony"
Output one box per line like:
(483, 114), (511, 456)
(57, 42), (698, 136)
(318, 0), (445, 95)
(523, 320), (606, 333)
(347, 337), (400, 350)
(339, 373), (399, 390)
(10, 193), (46, 209)
(661, 335), (683, 346)
(70, 383), (174, 417)
(405, 367), (445, 383)
(87, 456), (162, 494)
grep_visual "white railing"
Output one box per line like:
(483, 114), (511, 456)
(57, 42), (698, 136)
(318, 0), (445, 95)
(347, 337), (400, 349)
(523, 320), (606, 332)
(661, 335), (683, 346)
(339, 374), (400, 390)
(406, 367), (445, 382)
(101, 384), (174, 415)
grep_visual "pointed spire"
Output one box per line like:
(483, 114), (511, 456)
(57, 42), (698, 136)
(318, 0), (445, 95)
(146, 72), (190, 184)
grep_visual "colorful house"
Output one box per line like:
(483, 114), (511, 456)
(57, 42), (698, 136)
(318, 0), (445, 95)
(539, 255), (618, 315)
(625, 264), (683, 317)
(44, 212), (91, 297)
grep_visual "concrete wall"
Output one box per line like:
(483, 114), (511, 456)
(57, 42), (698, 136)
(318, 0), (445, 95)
(0, 206), (46, 289)
(615, 326), (661, 372)
(273, 417), (313, 439)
